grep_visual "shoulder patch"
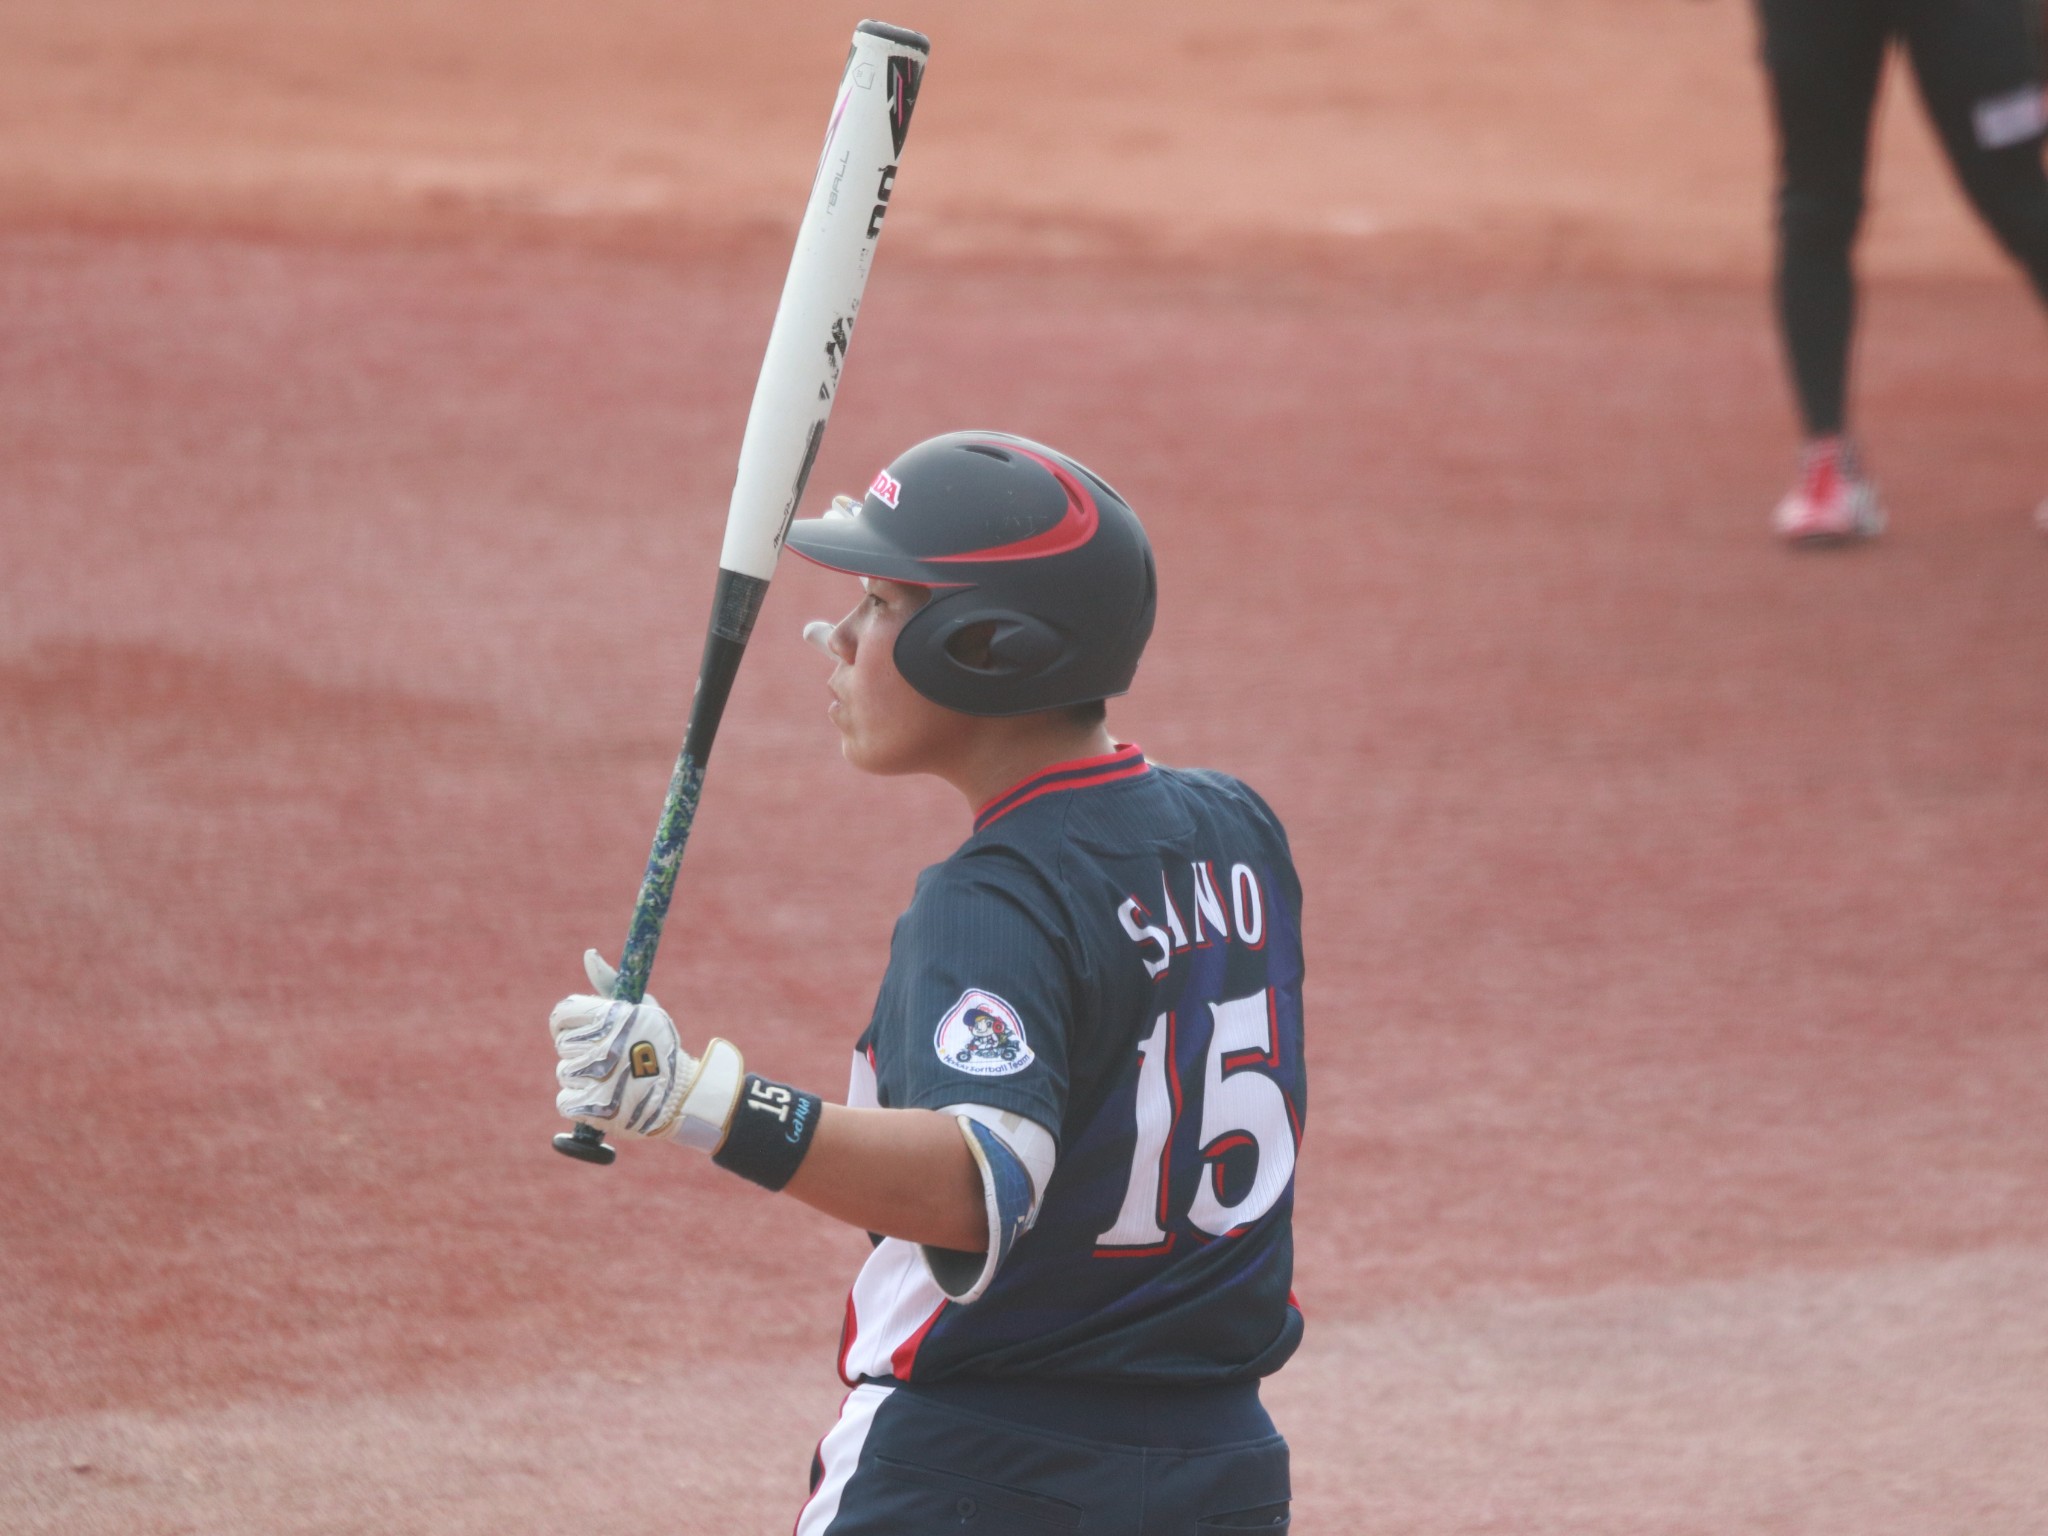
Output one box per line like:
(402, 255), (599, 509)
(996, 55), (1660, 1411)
(934, 989), (1035, 1077)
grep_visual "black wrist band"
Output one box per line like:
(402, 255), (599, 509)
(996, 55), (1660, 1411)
(712, 1074), (823, 1191)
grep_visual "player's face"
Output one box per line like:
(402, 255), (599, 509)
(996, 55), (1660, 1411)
(823, 578), (967, 777)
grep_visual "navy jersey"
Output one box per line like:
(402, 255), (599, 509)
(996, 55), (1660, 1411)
(837, 744), (1306, 1386)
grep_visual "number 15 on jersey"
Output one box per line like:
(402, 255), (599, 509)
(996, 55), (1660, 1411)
(1095, 986), (1302, 1254)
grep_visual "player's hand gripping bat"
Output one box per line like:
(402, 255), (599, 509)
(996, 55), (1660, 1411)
(555, 19), (930, 1164)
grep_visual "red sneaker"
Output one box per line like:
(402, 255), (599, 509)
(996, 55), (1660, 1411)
(1772, 438), (1884, 545)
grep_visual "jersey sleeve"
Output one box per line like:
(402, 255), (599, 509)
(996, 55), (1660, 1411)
(867, 849), (1074, 1143)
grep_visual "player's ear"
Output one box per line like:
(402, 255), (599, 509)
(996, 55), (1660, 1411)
(945, 620), (997, 670)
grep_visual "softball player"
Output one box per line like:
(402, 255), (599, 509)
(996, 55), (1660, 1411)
(549, 433), (1305, 1532)
(1753, 0), (2048, 542)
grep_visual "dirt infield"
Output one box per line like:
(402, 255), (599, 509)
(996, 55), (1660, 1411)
(0, 0), (2028, 278)
(3, 3), (2046, 1532)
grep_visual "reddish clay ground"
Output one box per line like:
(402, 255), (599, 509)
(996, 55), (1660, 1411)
(2, 3), (2046, 1533)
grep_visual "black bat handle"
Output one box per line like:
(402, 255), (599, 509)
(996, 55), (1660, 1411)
(551, 569), (768, 1166)
(553, 1123), (617, 1164)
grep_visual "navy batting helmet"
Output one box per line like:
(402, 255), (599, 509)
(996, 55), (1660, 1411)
(784, 432), (1156, 717)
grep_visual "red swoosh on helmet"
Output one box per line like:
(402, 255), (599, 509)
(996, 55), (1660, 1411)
(922, 445), (1100, 562)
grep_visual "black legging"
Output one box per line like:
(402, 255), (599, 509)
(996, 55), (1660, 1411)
(1758, 0), (2048, 436)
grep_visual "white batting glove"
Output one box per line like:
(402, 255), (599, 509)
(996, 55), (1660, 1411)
(548, 950), (746, 1149)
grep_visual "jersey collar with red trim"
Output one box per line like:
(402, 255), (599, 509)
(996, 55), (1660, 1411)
(974, 743), (1150, 832)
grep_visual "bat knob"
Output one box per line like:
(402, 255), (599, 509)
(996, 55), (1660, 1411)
(553, 1124), (617, 1165)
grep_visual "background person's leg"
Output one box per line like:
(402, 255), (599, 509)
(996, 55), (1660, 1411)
(1756, 0), (1894, 437)
(1898, 0), (2048, 301)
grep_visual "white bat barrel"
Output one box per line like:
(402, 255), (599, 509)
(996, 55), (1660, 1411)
(719, 21), (929, 582)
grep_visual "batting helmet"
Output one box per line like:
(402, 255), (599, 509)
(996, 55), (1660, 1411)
(784, 432), (1156, 717)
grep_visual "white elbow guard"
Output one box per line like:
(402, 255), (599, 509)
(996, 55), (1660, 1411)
(921, 1107), (1055, 1304)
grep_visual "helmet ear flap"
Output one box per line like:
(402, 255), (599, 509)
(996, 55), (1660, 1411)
(895, 600), (1071, 714)
(936, 610), (1063, 679)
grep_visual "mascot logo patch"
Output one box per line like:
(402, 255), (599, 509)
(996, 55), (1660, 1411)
(934, 989), (1033, 1077)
